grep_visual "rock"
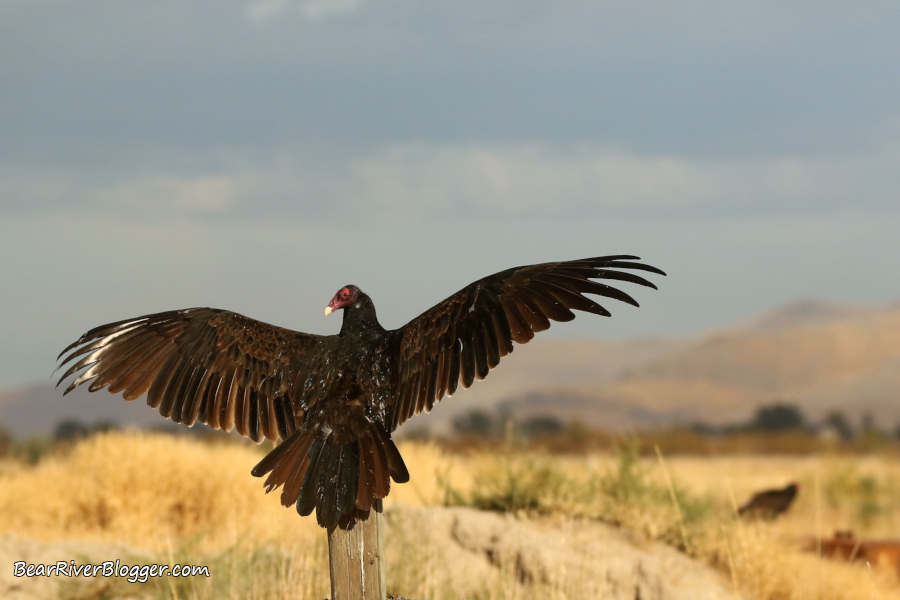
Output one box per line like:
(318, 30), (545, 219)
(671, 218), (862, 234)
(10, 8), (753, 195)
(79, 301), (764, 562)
(385, 505), (738, 600)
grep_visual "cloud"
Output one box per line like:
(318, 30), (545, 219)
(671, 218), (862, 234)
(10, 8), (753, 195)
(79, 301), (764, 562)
(246, 0), (290, 23)
(0, 165), (243, 217)
(245, 0), (362, 23)
(4, 141), (900, 222)
(345, 143), (716, 215)
(96, 175), (240, 215)
(299, 0), (362, 22)
(300, 141), (900, 218)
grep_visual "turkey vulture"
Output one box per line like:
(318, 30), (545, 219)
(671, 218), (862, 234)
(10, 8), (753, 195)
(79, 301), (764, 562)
(57, 255), (664, 528)
(738, 483), (800, 520)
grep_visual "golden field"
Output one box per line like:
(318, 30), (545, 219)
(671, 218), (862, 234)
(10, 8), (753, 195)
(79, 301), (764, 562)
(2, 431), (900, 599)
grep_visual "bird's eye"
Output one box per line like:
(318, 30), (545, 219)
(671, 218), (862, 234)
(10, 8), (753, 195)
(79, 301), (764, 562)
(341, 291), (349, 298)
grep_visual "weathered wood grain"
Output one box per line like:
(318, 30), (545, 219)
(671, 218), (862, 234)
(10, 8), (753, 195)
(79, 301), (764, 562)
(327, 501), (386, 600)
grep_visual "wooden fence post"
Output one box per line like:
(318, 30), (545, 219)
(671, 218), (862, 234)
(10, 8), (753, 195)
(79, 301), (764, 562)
(327, 500), (386, 600)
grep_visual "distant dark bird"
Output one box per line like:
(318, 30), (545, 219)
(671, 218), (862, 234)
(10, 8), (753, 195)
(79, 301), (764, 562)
(738, 483), (800, 520)
(57, 255), (664, 528)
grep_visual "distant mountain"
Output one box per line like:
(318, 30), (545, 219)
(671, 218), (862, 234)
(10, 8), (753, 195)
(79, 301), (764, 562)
(397, 337), (683, 435)
(3, 300), (898, 437)
(499, 300), (900, 430)
(0, 384), (189, 438)
(740, 299), (877, 332)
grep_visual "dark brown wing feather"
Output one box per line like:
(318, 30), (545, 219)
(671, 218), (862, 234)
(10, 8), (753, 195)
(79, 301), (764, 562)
(389, 255), (665, 430)
(56, 308), (325, 443)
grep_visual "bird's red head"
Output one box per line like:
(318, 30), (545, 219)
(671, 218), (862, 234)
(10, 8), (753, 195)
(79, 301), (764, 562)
(325, 285), (361, 316)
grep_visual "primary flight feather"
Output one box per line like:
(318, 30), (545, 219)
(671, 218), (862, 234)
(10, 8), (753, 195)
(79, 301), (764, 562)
(57, 255), (665, 528)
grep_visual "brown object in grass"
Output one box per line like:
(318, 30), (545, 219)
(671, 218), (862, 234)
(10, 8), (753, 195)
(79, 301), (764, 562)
(738, 482), (800, 520)
(809, 531), (900, 576)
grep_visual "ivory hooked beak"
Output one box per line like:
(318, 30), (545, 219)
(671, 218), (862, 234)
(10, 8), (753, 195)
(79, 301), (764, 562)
(324, 306), (333, 317)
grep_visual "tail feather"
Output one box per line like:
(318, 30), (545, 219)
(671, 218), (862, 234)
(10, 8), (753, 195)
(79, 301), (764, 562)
(374, 426), (410, 483)
(336, 443), (360, 516)
(369, 429), (391, 499)
(250, 435), (294, 479)
(316, 443), (362, 528)
(356, 433), (377, 511)
(316, 444), (341, 527)
(251, 424), (408, 529)
(250, 429), (316, 506)
(278, 432), (317, 507)
(297, 438), (326, 517)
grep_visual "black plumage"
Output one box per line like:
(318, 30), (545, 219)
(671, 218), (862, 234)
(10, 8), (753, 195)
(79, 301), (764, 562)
(57, 255), (664, 528)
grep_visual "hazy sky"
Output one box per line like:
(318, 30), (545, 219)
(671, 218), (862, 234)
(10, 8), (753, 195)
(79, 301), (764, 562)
(2, 1), (899, 389)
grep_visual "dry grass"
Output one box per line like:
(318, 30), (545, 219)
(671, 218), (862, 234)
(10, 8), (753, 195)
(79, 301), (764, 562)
(669, 453), (900, 600)
(2, 431), (900, 599)
(0, 431), (321, 553)
(399, 438), (900, 599)
(0, 432), (330, 599)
